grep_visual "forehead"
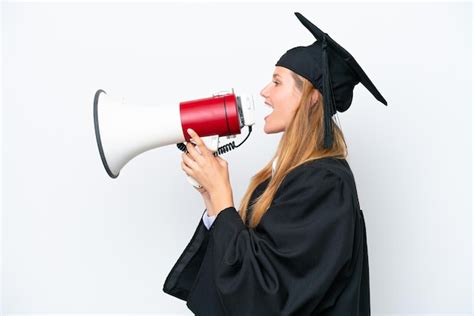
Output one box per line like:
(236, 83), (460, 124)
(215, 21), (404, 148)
(273, 66), (292, 78)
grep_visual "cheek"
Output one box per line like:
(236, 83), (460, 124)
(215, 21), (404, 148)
(277, 106), (293, 121)
(272, 104), (297, 129)
(267, 108), (288, 129)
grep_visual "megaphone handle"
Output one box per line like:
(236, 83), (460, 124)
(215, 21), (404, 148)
(184, 135), (220, 189)
(186, 174), (203, 189)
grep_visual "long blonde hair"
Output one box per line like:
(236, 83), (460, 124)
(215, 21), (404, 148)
(238, 72), (348, 228)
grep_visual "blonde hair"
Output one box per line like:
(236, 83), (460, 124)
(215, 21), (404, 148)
(238, 72), (348, 228)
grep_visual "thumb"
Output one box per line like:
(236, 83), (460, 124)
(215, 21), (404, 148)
(215, 155), (227, 166)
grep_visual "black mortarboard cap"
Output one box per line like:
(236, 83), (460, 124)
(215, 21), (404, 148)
(276, 12), (388, 149)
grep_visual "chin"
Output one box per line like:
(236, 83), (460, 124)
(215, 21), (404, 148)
(264, 123), (284, 134)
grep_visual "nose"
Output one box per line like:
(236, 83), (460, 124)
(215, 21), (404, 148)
(260, 83), (269, 99)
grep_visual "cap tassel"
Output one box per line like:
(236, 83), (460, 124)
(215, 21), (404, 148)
(321, 34), (336, 149)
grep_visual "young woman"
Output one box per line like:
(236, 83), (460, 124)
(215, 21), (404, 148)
(163, 12), (387, 315)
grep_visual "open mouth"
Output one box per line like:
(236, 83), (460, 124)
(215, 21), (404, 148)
(264, 102), (273, 119)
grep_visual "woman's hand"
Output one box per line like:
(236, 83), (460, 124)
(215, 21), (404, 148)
(181, 128), (234, 216)
(194, 185), (215, 216)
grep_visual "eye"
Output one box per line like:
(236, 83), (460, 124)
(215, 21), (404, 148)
(272, 81), (279, 85)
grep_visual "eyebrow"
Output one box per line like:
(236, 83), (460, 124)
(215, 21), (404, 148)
(273, 74), (281, 79)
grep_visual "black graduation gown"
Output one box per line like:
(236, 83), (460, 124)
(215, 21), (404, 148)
(163, 157), (370, 315)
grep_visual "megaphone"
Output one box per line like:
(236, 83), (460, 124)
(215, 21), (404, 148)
(93, 89), (255, 188)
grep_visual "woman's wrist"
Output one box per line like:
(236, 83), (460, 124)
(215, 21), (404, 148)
(209, 201), (234, 217)
(208, 187), (234, 216)
(201, 193), (214, 215)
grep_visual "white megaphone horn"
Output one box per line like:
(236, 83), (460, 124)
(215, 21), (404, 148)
(93, 89), (255, 188)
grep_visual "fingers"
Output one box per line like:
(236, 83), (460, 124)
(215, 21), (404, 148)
(182, 158), (206, 191)
(215, 155), (228, 166)
(185, 141), (204, 163)
(187, 128), (212, 158)
(182, 152), (199, 171)
(181, 160), (193, 176)
(194, 186), (206, 193)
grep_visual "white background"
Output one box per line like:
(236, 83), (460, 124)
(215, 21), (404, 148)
(1, 1), (472, 315)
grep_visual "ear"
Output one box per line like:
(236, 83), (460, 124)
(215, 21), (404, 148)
(310, 89), (320, 105)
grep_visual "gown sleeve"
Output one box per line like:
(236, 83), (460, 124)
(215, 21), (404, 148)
(164, 166), (358, 315)
(162, 209), (211, 301)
